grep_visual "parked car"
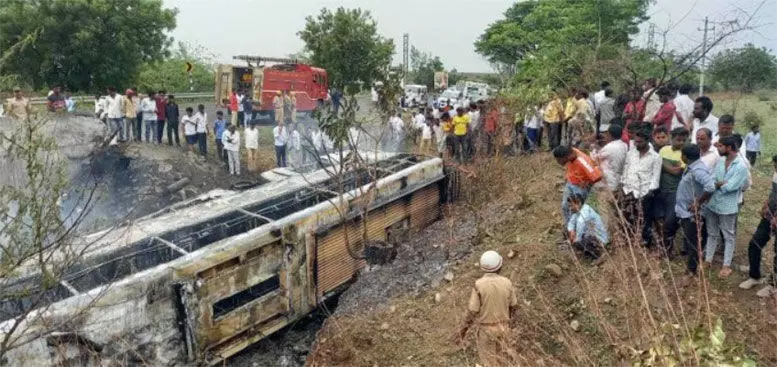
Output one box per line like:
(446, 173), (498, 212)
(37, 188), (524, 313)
(436, 88), (461, 107)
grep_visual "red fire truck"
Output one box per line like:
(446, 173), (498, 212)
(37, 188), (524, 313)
(215, 55), (328, 116)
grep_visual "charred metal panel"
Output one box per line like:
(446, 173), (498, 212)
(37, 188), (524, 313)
(409, 185), (441, 230)
(0, 156), (446, 366)
(315, 185), (441, 299)
(315, 224), (365, 298)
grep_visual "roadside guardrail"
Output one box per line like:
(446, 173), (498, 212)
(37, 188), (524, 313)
(28, 92), (214, 105)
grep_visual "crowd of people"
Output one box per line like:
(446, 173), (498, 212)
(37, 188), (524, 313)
(2, 85), (333, 176)
(457, 81), (771, 367)
(540, 80), (773, 299)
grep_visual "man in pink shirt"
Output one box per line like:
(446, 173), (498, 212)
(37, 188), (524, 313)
(652, 87), (681, 133)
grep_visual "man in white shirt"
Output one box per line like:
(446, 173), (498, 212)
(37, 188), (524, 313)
(196, 104), (209, 156)
(593, 81), (610, 108)
(672, 84), (694, 130)
(244, 123), (260, 172)
(744, 125), (761, 166)
(222, 124), (241, 175)
(273, 122), (289, 168)
(104, 88), (126, 142)
(642, 79), (661, 122)
(690, 96), (718, 143)
(289, 125), (303, 168)
(413, 110), (426, 130)
(621, 130), (663, 247)
(141, 91), (158, 143)
(524, 106), (542, 152)
(592, 124), (628, 192)
(596, 89), (616, 132)
(181, 107), (198, 153)
(371, 87), (379, 108)
(697, 128), (719, 171)
(389, 112), (404, 144)
(236, 90), (245, 126)
(468, 104), (481, 131)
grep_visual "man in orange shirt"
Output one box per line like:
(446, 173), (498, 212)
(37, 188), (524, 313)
(553, 145), (603, 224)
(483, 105), (499, 156)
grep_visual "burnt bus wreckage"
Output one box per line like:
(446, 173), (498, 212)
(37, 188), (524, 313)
(0, 153), (458, 366)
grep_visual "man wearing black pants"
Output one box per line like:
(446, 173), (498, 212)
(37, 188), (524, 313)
(658, 128), (690, 258)
(739, 155), (777, 297)
(166, 95), (181, 146)
(674, 145), (715, 275)
(155, 90), (167, 144)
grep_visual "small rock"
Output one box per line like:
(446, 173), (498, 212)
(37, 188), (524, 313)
(380, 322), (389, 330)
(389, 306), (397, 313)
(443, 271), (454, 282)
(430, 279), (441, 288)
(434, 293), (442, 303)
(507, 250), (515, 259)
(545, 263), (563, 277)
(604, 297), (613, 304)
(570, 320), (580, 331)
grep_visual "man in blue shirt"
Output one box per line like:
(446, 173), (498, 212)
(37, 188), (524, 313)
(566, 193), (609, 260)
(705, 136), (749, 278)
(213, 111), (228, 164)
(674, 145), (716, 275)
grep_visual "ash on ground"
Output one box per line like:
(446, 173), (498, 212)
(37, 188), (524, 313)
(334, 207), (477, 316)
(64, 142), (259, 232)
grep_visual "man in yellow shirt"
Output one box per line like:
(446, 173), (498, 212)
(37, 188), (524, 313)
(4, 87), (32, 121)
(123, 89), (139, 141)
(452, 107), (471, 163)
(543, 91), (564, 150)
(563, 88), (578, 145)
(658, 127), (689, 258)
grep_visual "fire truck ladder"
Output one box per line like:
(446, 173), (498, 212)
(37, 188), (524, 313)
(233, 55), (299, 66)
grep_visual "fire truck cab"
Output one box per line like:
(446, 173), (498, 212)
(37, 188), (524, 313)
(215, 55), (328, 117)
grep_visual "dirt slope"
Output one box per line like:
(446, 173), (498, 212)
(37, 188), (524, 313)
(307, 153), (777, 367)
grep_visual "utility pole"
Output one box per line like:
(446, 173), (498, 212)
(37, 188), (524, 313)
(698, 16), (714, 96)
(402, 33), (409, 87)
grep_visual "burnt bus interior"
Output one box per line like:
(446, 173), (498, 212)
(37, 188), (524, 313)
(0, 154), (427, 323)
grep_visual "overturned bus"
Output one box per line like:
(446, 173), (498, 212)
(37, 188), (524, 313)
(0, 153), (454, 366)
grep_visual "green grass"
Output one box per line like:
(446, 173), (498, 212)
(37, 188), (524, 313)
(711, 90), (775, 173)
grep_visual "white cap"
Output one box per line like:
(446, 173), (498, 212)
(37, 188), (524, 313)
(479, 251), (503, 272)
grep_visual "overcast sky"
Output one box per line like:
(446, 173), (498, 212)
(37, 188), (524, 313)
(164, 0), (777, 73)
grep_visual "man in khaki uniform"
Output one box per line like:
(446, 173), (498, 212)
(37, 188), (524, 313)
(459, 250), (518, 367)
(289, 91), (298, 124)
(273, 91), (284, 124)
(4, 87), (32, 121)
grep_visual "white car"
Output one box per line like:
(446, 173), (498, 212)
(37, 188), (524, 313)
(437, 89), (461, 107)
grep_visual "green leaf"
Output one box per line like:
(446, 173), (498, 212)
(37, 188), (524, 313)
(710, 318), (726, 348)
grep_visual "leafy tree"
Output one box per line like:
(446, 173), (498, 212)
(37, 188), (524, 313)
(298, 7), (394, 93)
(475, 0), (650, 88)
(136, 42), (215, 93)
(408, 46), (444, 90)
(708, 44), (777, 92)
(0, 0), (177, 92)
